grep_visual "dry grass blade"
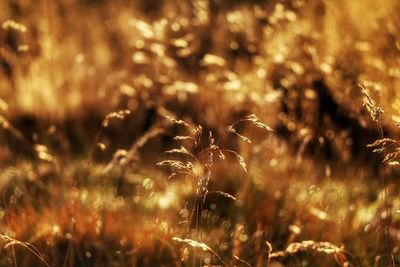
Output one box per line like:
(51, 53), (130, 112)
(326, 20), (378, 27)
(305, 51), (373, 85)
(157, 159), (186, 168)
(0, 114), (37, 158)
(266, 241), (273, 266)
(167, 172), (186, 180)
(0, 234), (50, 267)
(367, 138), (398, 148)
(0, 115), (29, 142)
(157, 160), (194, 175)
(233, 255), (251, 267)
(2, 19), (27, 32)
(194, 125), (203, 147)
(34, 144), (53, 162)
(227, 114), (273, 144)
(174, 135), (195, 141)
(367, 137), (400, 166)
(165, 115), (192, 129)
(269, 240), (345, 259)
(361, 84), (395, 266)
(208, 191), (237, 201)
(226, 125), (251, 143)
(102, 109), (131, 127)
(223, 150), (247, 172)
(243, 114), (273, 132)
(383, 150), (400, 163)
(360, 84), (384, 123)
(165, 146), (195, 158)
(104, 126), (165, 172)
(172, 237), (225, 265)
(210, 145), (225, 160)
(127, 127), (165, 156)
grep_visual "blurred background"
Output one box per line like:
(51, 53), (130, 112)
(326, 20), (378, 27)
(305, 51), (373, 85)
(1, 0), (400, 266)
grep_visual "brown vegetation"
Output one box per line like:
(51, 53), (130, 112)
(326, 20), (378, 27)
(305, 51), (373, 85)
(1, 0), (400, 266)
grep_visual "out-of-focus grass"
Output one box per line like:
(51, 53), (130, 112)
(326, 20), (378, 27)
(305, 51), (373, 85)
(1, 0), (400, 266)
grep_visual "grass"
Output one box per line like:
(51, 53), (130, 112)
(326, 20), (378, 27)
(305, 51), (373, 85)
(1, 0), (400, 266)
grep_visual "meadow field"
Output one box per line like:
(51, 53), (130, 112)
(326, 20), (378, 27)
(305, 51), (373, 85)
(1, 0), (400, 266)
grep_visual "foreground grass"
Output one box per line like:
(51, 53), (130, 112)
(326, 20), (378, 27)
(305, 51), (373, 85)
(1, 0), (400, 266)
(0, 153), (397, 266)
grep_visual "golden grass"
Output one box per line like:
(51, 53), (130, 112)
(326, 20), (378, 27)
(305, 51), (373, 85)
(1, 0), (400, 266)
